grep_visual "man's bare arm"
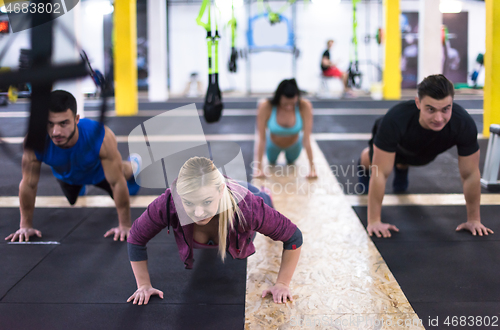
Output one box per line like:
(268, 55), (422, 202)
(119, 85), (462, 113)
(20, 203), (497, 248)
(457, 150), (493, 236)
(100, 126), (132, 241)
(5, 149), (42, 241)
(367, 146), (399, 237)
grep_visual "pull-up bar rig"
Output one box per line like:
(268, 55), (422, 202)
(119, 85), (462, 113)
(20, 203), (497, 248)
(245, 0), (298, 95)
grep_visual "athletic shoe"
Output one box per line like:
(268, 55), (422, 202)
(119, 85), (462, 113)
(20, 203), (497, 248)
(127, 153), (142, 196)
(357, 159), (370, 195)
(129, 153), (142, 178)
(79, 185), (87, 196)
(392, 166), (409, 193)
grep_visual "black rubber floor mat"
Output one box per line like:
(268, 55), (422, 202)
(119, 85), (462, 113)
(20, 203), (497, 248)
(319, 139), (490, 195)
(0, 303), (245, 330)
(353, 205), (500, 328)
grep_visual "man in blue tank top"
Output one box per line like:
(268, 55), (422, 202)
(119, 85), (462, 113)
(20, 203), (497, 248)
(5, 90), (141, 242)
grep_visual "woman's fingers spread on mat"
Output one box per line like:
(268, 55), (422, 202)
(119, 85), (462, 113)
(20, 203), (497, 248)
(261, 288), (271, 298)
(307, 166), (317, 179)
(306, 172), (317, 179)
(128, 287), (163, 305)
(262, 283), (292, 304)
(369, 229), (381, 238)
(135, 293), (143, 305)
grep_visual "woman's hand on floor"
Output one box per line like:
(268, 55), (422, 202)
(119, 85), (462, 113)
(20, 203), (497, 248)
(261, 282), (294, 304)
(307, 165), (317, 179)
(127, 284), (164, 305)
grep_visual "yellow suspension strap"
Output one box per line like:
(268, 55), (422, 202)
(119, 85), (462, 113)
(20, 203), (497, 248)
(196, 0), (223, 123)
(228, 0), (238, 73)
(347, 0), (362, 89)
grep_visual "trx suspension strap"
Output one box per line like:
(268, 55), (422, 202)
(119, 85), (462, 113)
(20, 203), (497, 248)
(348, 0), (362, 89)
(197, 0), (223, 123)
(228, 0), (238, 73)
(258, 0), (297, 25)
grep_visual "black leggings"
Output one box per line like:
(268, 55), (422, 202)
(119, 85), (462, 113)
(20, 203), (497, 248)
(236, 181), (273, 208)
(57, 179), (114, 205)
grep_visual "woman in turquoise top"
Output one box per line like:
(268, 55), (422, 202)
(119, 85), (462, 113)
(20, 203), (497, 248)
(254, 79), (316, 178)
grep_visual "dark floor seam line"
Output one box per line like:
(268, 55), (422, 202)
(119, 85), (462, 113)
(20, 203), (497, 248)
(58, 208), (99, 244)
(0, 302), (247, 306)
(0, 210), (98, 302)
(0, 245), (60, 302)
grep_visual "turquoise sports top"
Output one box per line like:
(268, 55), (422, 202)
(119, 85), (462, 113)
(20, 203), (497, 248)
(267, 106), (303, 136)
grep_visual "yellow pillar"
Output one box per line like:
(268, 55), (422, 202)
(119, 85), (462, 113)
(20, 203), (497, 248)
(483, 0), (500, 135)
(114, 0), (138, 116)
(0, 1), (16, 8)
(383, 0), (401, 100)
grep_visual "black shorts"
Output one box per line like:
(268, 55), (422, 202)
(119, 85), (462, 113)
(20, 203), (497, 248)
(368, 117), (435, 166)
(57, 179), (114, 205)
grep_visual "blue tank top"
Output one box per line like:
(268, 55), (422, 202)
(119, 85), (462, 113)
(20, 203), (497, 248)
(35, 118), (106, 185)
(267, 106), (303, 136)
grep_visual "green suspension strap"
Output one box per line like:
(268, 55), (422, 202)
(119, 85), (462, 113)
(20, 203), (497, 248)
(196, 0), (223, 123)
(228, 0), (238, 73)
(214, 16), (220, 76)
(258, 0), (298, 25)
(348, 0), (362, 89)
(352, 0), (359, 63)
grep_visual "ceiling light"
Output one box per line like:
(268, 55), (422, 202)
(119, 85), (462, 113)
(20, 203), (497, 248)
(439, 0), (462, 14)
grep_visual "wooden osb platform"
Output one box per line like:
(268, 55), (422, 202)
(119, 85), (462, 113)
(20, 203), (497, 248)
(246, 138), (424, 330)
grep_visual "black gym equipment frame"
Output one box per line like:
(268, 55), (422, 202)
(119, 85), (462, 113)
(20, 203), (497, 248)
(0, 0), (99, 154)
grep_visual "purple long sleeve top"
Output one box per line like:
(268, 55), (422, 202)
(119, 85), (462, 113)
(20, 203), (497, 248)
(127, 181), (298, 269)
